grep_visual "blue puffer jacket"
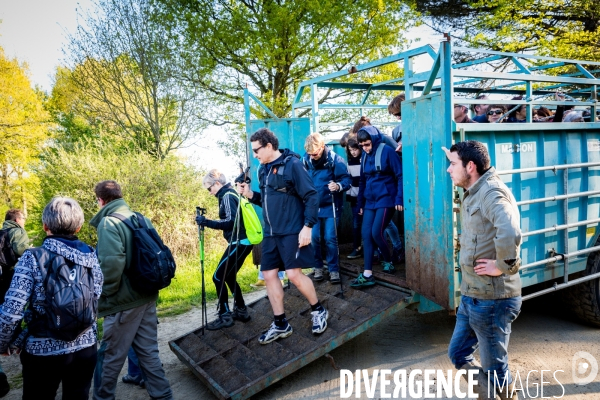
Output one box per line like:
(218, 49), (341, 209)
(249, 149), (319, 237)
(357, 126), (403, 209)
(302, 146), (352, 218)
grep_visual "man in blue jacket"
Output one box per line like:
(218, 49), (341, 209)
(238, 128), (328, 344)
(303, 133), (351, 284)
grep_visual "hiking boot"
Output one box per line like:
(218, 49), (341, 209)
(259, 322), (293, 344)
(329, 271), (341, 284)
(347, 247), (363, 259)
(250, 279), (266, 288)
(232, 306), (251, 322)
(206, 312), (234, 330)
(312, 268), (324, 281)
(311, 308), (329, 334)
(350, 273), (375, 288)
(382, 261), (396, 274)
(122, 374), (143, 387)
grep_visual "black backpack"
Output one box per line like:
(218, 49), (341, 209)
(28, 248), (97, 342)
(0, 229), (18, 272)
(109, 212), (176, 294)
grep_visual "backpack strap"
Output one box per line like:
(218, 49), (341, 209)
(108, 213), (137, 231)
(374, 142), (385, 172)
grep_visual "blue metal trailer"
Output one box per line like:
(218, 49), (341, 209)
(170, 39), (600, 399)
(245, 38), (600, 318)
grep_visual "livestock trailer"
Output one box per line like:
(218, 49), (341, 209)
(170, 39), (600, 399)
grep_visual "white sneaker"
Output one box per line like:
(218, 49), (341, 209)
(258, 322), (293, 344)
(311, 308), (328, 334)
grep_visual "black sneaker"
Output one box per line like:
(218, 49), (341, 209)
(232, 306), (251, 322)
(206, 312), (234, 330)
(347, 248), (363, 259)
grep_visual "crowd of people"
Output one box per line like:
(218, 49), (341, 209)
(455, 93), (596, 124)
(0, 90), (549, 399)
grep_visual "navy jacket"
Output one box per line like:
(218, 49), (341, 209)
(204, 183), (247, 243)
(357, 126), (404, 209)
(249, 149), (319, 237)
(302, 146), (351, 218)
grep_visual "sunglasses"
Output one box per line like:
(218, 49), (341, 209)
(393, 112), (401, 117)
(487, 110), (503, 115)
(207, 183), (216, 192)
(252, 145), (264, 154)
(359, 142), (372, 148)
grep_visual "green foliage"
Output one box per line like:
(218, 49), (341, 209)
(62, 0), (208, 160)
(0, 46), (51, 213)
(155, 0), (417, 156)
(412, 0), (600, 61)
(33, 140), (221, 257)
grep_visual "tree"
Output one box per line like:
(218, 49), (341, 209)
(156, 0), (416, 125)
(0, 46), (50, 213)
(64, 0), (208, 159)
(411, 0), (600, 60)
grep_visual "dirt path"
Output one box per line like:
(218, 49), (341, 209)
(2, 291), (599, 399)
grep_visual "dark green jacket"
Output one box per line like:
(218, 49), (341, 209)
(90, 199), (157, 317)
(1, 220), (29, 257)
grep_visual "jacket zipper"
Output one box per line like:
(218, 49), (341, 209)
(265, 168), (273, 236)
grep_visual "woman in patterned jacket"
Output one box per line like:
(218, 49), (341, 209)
(0, 197), (103, 400)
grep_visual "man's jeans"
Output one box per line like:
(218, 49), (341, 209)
(448, 295), (522, 386)
(311, 216), (340, 272)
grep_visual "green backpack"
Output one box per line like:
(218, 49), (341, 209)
(226, 193), (263, 245)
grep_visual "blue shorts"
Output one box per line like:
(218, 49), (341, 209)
(260, 234), (314, 271)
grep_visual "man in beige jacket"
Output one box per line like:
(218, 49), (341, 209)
(445, 141), (522, 400)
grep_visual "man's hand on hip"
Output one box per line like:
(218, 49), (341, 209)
(474, 259), (503, 276)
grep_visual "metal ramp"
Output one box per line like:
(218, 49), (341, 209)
(169, 274), (410, 400)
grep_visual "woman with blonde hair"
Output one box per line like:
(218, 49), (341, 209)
(195, 169), (253, 330)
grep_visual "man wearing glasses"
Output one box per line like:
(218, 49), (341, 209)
(454, 103), (477, 124)
(238, 128), (328, 344)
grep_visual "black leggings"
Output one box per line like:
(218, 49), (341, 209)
(21, 345), (97, 400)
(213, 243), (253, 314)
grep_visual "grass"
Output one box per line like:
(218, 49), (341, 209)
(156, 249), (260, 317)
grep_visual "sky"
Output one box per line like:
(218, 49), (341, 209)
(0, 1), (441, 179)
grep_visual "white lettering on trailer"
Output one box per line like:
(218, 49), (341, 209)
(587, 139), (600, 152)
(501, 142), (535, 154)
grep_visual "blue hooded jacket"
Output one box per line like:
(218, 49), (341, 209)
(302, 146), (352, 218)
(249, 149), (319, 237)
(357, 126), (404, 209)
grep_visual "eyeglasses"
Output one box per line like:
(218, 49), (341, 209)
(359, 142), (372, 148)
(252, 145), (264, 154)
(393, 112), (401, 117)
(487, 110), (503, 115)
(207, 183), (216, 192)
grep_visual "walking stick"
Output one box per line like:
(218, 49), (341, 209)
(196, 207), (208, 335)
(331, 191), (344, 299)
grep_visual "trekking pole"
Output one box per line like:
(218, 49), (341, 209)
(196, 207), (208, 335)
(330, 190), (344, 299)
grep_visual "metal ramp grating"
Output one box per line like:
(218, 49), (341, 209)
(169, 275), (410, 400)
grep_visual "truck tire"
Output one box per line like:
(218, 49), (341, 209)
(563, 245), (600, 327)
